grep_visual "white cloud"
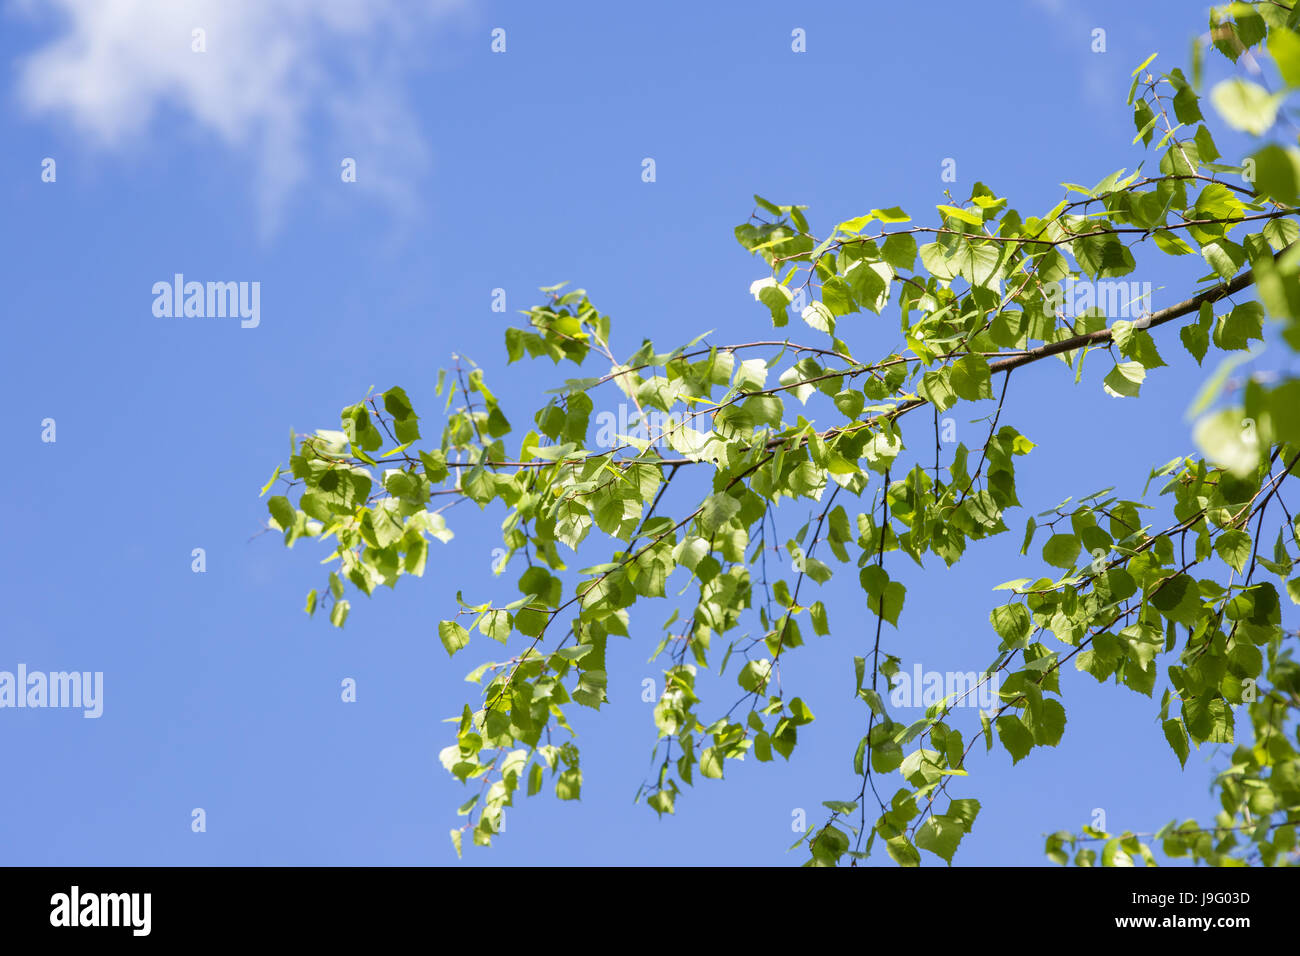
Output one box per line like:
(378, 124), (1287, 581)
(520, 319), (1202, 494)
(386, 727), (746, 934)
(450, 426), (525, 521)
(13, 0), (466, 233)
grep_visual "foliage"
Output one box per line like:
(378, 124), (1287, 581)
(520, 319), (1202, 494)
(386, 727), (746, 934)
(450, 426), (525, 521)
(262, 3), (1300, 865)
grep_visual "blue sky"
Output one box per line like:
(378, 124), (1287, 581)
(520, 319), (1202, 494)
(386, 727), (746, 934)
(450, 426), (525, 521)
(0, 0), (1284, 866)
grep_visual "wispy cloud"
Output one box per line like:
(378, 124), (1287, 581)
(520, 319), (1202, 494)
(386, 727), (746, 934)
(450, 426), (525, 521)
(13, 0), (466, 233)
(1025, 0), (1122, 109)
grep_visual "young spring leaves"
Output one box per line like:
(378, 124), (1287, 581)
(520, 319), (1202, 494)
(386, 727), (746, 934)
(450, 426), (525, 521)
(262, 2), (1300, 866)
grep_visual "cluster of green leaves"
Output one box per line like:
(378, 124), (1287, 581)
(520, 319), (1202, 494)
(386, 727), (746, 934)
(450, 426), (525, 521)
(1025, 0), (1300, 868)
(261, 1), (1300, 864)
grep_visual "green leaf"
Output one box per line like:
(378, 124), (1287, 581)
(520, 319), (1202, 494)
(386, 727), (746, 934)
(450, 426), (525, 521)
(1029, 698), (1067, 747)
(1153, 230), (1194, 256)
(700, 747), (724, 779)
(955, 240), (1004, 288)
(1286, 577), (1300, 605)
(881, 233), (917, 271)
(330, 600), (350, 628)
(885, 835), (921, 867)
(990, 603), (1032, 648)
(555, 768), (582, 800)
(837, 207), (909, 232)
(1075, 233), (1135, 278)
(810, 600), (830, 636)
(1149, 573), (1203, 626)
(1102, 361), (1146, 399)
(439, 620), (471, 656)
(699, 493), (741, 535)
(949, 354), (994, 401)
(802, 301), (836, 334)
(1133, 98), (1157, 146)
(1131, 52), (1158, 76)
(789, 697), (816, 725)
(647, 787), (676, 816)
(917, 369), (958, 413)
(267, 495), (295, 530)
(1201, 239), (1246, 280)
(1210, 79), (1284, 135)
(996, 715), (1034, 764)
(479, 609), (512, 643)
(750, 278), (793, 326)
(937, 204), (984, 226)
(1180, 305), (1212, 364)
(1213, 302), (1264, 351)
(1269, 26), (1300, 88)
(834, 389), (865, 419)
(1250, 144), (1300, 205)
(1042, 534), (1082, 570)
(1101, 837), (1134, 867)
(1162, 718), (1190, 768)
(738, 659), (772, 693)
(259, 465), (282, 497)
(859, 565), (905, 626)
(915, 814), (968, 864)
(1214, 529), (1252, 574)
(735, 358), (768, 391)
(1194, 406), (1262, 477)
